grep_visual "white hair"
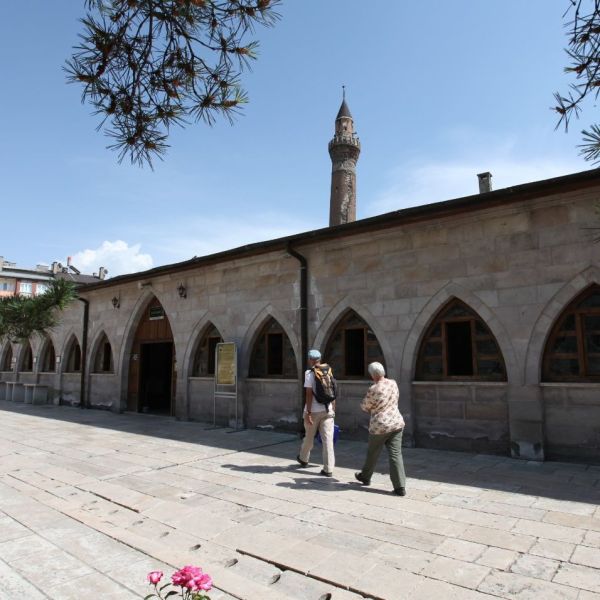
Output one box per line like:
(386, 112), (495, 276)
(368, 362), (386, 377)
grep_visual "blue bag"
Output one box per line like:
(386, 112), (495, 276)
(315, 424), (340, 445)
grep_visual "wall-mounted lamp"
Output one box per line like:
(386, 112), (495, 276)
(177, 282), (187, 299)
(111, 296), (120, 309)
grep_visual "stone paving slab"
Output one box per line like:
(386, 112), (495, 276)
(0, 401), (599, 600)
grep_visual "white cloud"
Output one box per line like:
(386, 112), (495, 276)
(72, 240), (153, 278)
(366, 149), (586, 217)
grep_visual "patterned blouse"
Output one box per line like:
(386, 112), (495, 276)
(360, 378), (405, 435)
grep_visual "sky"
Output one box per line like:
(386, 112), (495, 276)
(0, 1), (592, 277)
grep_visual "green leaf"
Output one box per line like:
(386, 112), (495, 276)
(0, 279), (77, 342)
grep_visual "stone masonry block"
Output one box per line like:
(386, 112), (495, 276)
(509, 420), (544, 461)
(508, 400), (543, 422)
(411, 227), (448, 248)
(429, 260), (468, 279)
(495, 231), (538, 253)
(438, 400), (464, 419)
(530, 204), (570, 228)
(465, 400), (507, 422)
(497, 286), (538, 306)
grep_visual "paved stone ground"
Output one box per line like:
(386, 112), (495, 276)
(0, 401), (599, 599)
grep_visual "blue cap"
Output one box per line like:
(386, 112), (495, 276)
(308, 349), (321, 360)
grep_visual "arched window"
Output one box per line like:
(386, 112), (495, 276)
(39, 338), (56, 372)
(19, 342), (33, 372)
(65, 337), (82, 373)
(192, 324), (223, 376)
(416, 299), (506, 381)
(93, 334), (114, 373)
(543, 285), (600, 381)
(324, 310), (385, 379)
(249, 318), (296, 379)
(1, 344), (13, 372)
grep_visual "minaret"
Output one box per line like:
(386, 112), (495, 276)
(328, 89), (361, 226)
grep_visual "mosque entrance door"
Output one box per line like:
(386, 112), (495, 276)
(127, 297), (176, 415)
(139, 342), (173, 415)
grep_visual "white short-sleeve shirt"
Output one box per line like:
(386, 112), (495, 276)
(303, 369), (329, 414)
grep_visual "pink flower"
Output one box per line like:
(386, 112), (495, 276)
(172, 565), (204, 589)
(196, 573), (213, 591)
(147, 570), (163, 585)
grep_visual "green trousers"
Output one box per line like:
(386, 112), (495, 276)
(360, 429), (406, 489)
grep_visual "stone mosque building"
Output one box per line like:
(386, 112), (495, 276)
(2, 97), (600, 463)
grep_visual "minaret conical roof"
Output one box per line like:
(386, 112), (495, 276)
(336, 98), (352, 120)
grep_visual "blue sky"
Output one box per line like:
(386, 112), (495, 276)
(0, 2), (590, 276)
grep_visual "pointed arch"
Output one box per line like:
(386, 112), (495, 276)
(188, 320), (224, 377)
(401, 282), (518, 384)
(1, 343), (13, 372)
(38, 336), (57, 373)
(415, 297), (507, 381)
(313, 296), (395, 378)
(541, 283), (600, 382)
(63, 335), (82, 373)
(117, 289), (168, 407)
(322, 309), (386, 379)
(242, 305), (299, 379)
(123, 293), (175, 414)
(18, 340), (33, 373)
(525, 266), (600, 384)
(90, 331), (114, 373)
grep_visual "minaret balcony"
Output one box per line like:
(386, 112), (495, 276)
(328, 134), (361, 151)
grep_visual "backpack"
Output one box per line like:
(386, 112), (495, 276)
(311, 363), (337, 406)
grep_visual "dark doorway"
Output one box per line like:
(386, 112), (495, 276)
(139, 342), (173, 414)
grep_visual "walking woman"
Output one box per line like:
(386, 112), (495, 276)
(355, 362), (407, 496)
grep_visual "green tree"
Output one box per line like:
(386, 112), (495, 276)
(66, 0), (281, 167)
(0, 280), (77, 342)
(554, 0), (600, 162)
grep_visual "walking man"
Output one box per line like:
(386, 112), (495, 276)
(297, 349), (335, 477)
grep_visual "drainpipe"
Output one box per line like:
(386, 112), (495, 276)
(286, 244), (308, 431)
(78, 297), (89, 408)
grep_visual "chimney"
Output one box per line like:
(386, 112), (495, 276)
(477, 172), (492, 193)
(0, 256), (4, 271)
(67, 256), (72, 267)
(51, 261), (60, 274)
(98, 266), (108, 280)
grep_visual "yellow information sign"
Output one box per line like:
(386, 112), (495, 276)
(216, 343), (236, 386)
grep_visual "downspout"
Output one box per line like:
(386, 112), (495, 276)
(78, 297), (89, 409)
(286, 244), (308, 432)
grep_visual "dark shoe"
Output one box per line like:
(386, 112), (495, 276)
(354, 472), (371, 486)
(320, 469), (333, 477)
(394, 487), (406, 496)
(296, 455), (308, 468)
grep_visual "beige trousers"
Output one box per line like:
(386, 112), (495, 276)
(299, 411), (335, 473)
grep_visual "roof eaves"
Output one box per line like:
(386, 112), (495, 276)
(79, 168), (600, 293)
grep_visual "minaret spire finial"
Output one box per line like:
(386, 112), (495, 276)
(342, 85), (345, 101)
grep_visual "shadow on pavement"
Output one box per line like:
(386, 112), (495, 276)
(1, 401), (599, 505)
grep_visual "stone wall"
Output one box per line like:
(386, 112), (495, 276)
(542, 383), (600, 461)
(2, 182), (600, 461)
(412, 383), (509, 454)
